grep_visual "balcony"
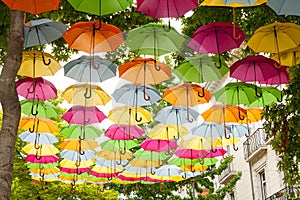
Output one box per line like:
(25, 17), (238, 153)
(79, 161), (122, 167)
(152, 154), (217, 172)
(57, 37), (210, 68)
(243, 128), (268, 162)
(218, 163), (237, 184)
(265, 186), (299, 200)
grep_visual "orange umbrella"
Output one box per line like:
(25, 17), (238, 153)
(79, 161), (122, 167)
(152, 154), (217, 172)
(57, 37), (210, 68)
(240, 107), (263, 124)
(59, 139), (98, 151)
(63, 20), (124, 54)
(129, 158), (161, 168)
(19, 117), (59, 133)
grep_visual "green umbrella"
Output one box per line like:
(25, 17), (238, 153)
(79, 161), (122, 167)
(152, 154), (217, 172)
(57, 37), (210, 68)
(20, 99), (58, 118)
(67, 0), (133, 16)
(249, 86), (282, 107)
(26, 162), (58, 169)
(133, 149), (170, 161)
(125, 23), (186, 57)
(168, 157), (218, 166)
(60, 172), (89, 179)
(100, 139), (139, 153)
(60, 124), (103, 139)
(174, 55), (229, 84)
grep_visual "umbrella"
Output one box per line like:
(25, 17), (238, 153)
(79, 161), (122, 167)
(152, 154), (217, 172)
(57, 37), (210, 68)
(60, 159), (94, 169)
(67, 0), (133, 16)
(174, 148), (226, 159)
(16, 77), (57, 100)
(60, 150), (96, 161)
(59, 167), (90, 174)
(239, 107), (263, 124)
(247, 22), (300, 65)
(129, 158), (161, 168)
(168, 156), (218, 166)
(25, 154), (59, 164)
(133, 149), (169, 164)
(100, 140), (139, 153)
(62, 105), (106, 125)
(108, 106), (152, 125)
(119, 58), (171, 87)
(18, 50), (62, 77)
(104, 124), (145, 140)
(249, 86), (282, 107)
(155, 165), (184, 178)
(266, 0), (300, 16)
(201, 0), (267, 7)
(147, 124), (189, 140)
(20, 100), (58, 118)
(64, 55), (117, 82)
(24, 19), (67, 48)
(95, 158), (128, 167)
(27, 162), (58, 169)
(59, 139), (98, 151)
(19, 131), (58, 145)
(259, 65), (290, 85)
(230, 55), (280, 83)
(112, 83), (161, 105)
(97, 150), (133, 161)
(191, 122), (232, 138)
(63, 20), (124, 54)
(140, 139), (178, 152)
(61, 83), (111, 106)
(125, 23), (186, 58)
(188, 22), (246, 68)
(22, 143), (59, 156)
(271, 46), (300, 67)
(19, 117), (59, 133)
(174, 55), (229, 84)
(60, 124), (103, 139)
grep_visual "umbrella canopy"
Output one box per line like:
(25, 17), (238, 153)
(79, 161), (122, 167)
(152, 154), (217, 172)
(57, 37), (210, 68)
(26, 154), (59, 164)
(137, 0), (198, 18)
(119, 58), (171, 85)
(201, 0), (267, 7)
(2, 0), (61, 14)
(97, 150), (133, 161)
(249, 86), (282, 107)
(22, 143), (59, 156)
(259, 65), (290, 85)
(27, 162), (58, 169)
(19, 131), (58, 145)
(64, 55), (117, 82)
(155, 165), (184, 177)
(108, 106), (152, 125)
(59, 139), (98, 151)
(125, 23), (186, 57)
(239, 107), (263, 124)
(63, 20), (124, 53)
(271, 46), (300, 67)
(20, 100), (58, 118)
(60, 124), (103, 139)
(174, 55), (229, 83)
(100, 140), (139, 152)
(95, 158), (128, 167)
(61, 83), (111, 106)
(62, 105), (106, 125)
(67, 0), (133, 16)
(18, 50), (62, 78)
(168, 156), (218, 166)
(24, 19), (68, 48)
(134, 149), (170, 161)
(16, 77), (57, 100)
(191, 122), (231, 138)
(147, 124), (189, 140)
(60, 159), (94, 169)
(230, 55), (280, 83)
(105, 124), (145, 140)
(112, 84), (161, 106)
(140, 139), (178, 152)
(266, 0), (300, 16)
(174, 148), (226, 159)
(60, 150), (96, 161)
(129, 158), (161, 168)
(19, 117), (59, 133)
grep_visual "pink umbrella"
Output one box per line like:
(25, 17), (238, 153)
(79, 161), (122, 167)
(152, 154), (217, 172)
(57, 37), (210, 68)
(174, 148), (208, 159)
(203, 148), (227, 158)
(260, 65), (290, 85)
(25, 154), (59, 164)
(60, 167), (90, 174)
(104, 124), (145, 140)
(188, 22), (246, 68)
(16, 77), (57, 100)
(90, 172), (119, 178)
(62, 105), (106, 125)
(140, 138), (178, 152)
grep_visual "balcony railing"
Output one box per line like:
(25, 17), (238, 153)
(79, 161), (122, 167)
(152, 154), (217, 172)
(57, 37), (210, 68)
(218, 162), (237, 184)
(265, 186), (299, 200)
(243, 128), (268, 162)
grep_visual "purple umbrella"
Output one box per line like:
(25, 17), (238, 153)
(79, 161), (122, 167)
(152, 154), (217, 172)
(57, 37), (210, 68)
(140, 138), (178, 152)
(62, 105), (106, 125)
(188, 22), (246, 68)
(16, 77), (57, 100)
(105, 124), (145, 140)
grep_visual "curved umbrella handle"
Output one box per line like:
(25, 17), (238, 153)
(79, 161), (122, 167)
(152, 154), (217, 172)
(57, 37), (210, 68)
(182, 173), (187, 179)
(214, 55), (222, 69)
(154, 60), (160, 71)
(120, 147), (127, 155)
(84, 88), (92, 99)
(277, 91), (283, 102)
(42, 52), (51, 66)
(31, 100), (39, 116)
(255, 86), (262, 97)
(186, 108), (194, 123)
(198, 87), (205, 97)
(160, 183), (164, 192)
(224, 125), (231, 139)
(143, 85), (150, 101)
(27, 81), (36, 94)
(159, 158), (164, 166)
(135, 111), (142, 122)
(238, 108), (245, 121)
(78, 140), (85, 155)
(99, 186), (104, 193)
(233, 142), (238, 151)
(232, 24), (241, 40)
(35, 153), (42, 160)
(116, 157), (122, 165)
(29, 119), (39, 133)
(191, 166), (196, 173)
(245, 122), (251, 138)
(211, 147), (218, 153)
(107, 175), (113, 181)
(150, 168), (156, 175)
(199, 158), (204, 165)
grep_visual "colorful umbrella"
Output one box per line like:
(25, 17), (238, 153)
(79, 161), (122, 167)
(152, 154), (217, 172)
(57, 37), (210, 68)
(61, 83), (111, 106)
(60, 150), (96, 161)
(201, 0), (267, 7)
(27, 162), (58, 169)
(62, 105), (106, 125)
(16, 77), (57, 100)
(112, 83), (161, 105)
(239, 107), (263, 124)
(266, 0), (300, 16)
(2, 0), (61, 14)
(63, 20), (124, 54)
(104, 124), (145, 140)
(259, 65), (290, 85)
(26, 154), (59, 164)
(24, 19), (67, 48)
(191, 122), (231, 138)
(100, 140), (139, 152)
(168, 156), (218, 166)
(134, 149), (169, 162)
(97, 150), (133, 161)
(22, 143), (59, 155)
(174, 148), (226, 159)
(59, 139), (98, 151)
(248, 86), (282, 107)
(19, 117), (59, 133)
(60, 124), (103, 139)
(271, 46), (300, 67)
(18, 51), (62, 77)
(129, 158), (161, 168)
(125, 23), (186, 57)
(20, 100), (58, 118)
(108, 106), (152, 125)
(19, 131), (58, 145)
(155, 165), (184, 178)
(64, 55), (117, 82)
(147, 124), (189, 140)
(140, 139), (178, 152)
(95, 158), (128, 167)
(174, 55), (229, 83)
(60, 159), (94, 169)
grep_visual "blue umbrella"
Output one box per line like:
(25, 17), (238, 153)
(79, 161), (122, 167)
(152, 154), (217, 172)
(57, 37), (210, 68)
(64, 55), (117, 82)
(112, 83), (161, 106)
(266, 0), (300, 16)
(154, 106), (200, 124)
(95, 158), (128, 167)
(19, 131), (58, 145)
(60, 150), (96, 161)
(191, 122), (231, 137)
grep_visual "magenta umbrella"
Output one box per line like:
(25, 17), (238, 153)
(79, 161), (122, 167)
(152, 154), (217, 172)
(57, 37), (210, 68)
(188, 22), (246, 68)
(260, 65), (290, 85)
(104, 124), (145, 140)
(62, 105), (106, 125)
(174, 148), (208, 159)
(60, 167), (90, 174)
(90, 172), (119, 178)
(16, 77), (57, 100)
(140, 138), (178, 152)
(25, 154), (59, 164)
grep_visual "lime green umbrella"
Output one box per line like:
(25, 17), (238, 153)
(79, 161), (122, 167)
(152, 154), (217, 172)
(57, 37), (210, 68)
(249, 86), (282, 107)
(20, 99), (58, 118)
(60, 172), (89, 179)
(60, 124), (103, 139)
(100, 139), (139, 153)
(174, 55), (229, 84)
(26, 162), (58, 169)
(67, 0), (133, 16)
(133, 149), (170, 161)
(168, 156), (218, 166)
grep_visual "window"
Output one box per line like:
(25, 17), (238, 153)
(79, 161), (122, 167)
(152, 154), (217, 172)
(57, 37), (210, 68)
(259, 170), (267, 199)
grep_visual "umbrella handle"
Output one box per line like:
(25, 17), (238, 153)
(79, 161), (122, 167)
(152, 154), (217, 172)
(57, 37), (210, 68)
(198, 87), (205, 97)
(191, 166), (196, 173)
(120, 147), (127, 155)
(107, 175), (113, 181)
(84, 88), (92, 99)
(182, 173), (187, 179)
(150, 168), (156, 175)
(255, 86), (262, 97)
(238, 108), (245, 121)
(159, 159), (164, 166)
(214, 56), (222, 69)
(199, 158), (204, 165)
(186, 107), (194, 123)
(143, 89), (150, 101)
(135, 112), (142, 122)
(27, 81), (36, 94)
(245, 122), (251, 138)
(277, 91), (283, 102)
(116, 158), (122, 165)
(163, 20), (171, 32)
(211, 148), (218, 153)
(224, 125), (231, 139)
(31, 100), (39, 116)
(41, 52), (51, 66)
(154, 60), (160, 71)
(35, 153), (42, 160)
(29, 118), (39, 133)
(233, 142), (238, 151)
(23, 13), (32, 27)
(160, 183), (164, 192)
(75, 158), (81, 167)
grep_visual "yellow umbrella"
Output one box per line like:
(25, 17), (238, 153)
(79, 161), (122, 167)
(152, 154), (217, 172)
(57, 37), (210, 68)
(129, 158), (161, 168)
(60, 159), (94, 169)
(61, 84), (111, 106)
(92, 165), (124, 174)
(29, 167), (60, 175)
(201, 0), (267, 7)
(19, 117), (59, 133)
(59, 139), (98, 151)
(179, 136), (213, 150)
(108, 106), (152, 125)
(32, 177), (58, 182)
(181, 165), (208, 172)
(247, 22), (300, 66)
(239, 107), (263, 124)
(147, 124), (189, 140)
(22, 143), (59, 156)
(213, 137), (240, 147)
(18, 50), (62, 78)
(271, 46), (300, 67)
(97, 150), (133, 160)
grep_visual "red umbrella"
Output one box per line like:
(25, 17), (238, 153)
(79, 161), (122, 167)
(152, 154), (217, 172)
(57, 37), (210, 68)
(105, 124), (145, 140)
(25, 154), (59, 164)
(140, 139), (178, 152)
